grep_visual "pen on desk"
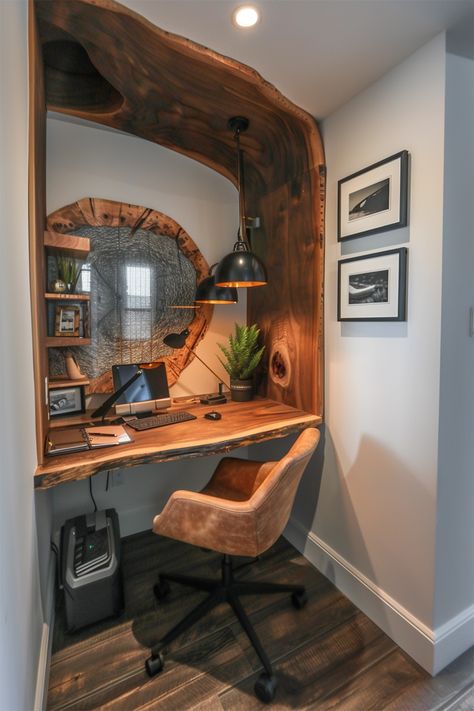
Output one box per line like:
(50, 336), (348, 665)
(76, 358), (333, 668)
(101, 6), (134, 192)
(90, 432), (117, 438)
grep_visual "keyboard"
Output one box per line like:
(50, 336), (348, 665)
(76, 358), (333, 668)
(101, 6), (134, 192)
(126, 410), (197, 431)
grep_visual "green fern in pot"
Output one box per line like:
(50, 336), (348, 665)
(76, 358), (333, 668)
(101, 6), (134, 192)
(218, 323), (265, 401)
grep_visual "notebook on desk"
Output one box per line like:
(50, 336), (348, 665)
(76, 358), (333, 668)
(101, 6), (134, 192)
(46, 425), (132, 456)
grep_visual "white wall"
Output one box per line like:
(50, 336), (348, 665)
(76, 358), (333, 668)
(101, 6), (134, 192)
(47, 118), (248, 535)
(281, 34), (467, 674)
(321, 31), (446, 628)
(433, 40), (474, 669)
(0, 2), (45, 709)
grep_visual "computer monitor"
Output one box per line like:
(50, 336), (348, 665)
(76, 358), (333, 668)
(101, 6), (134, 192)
(111, 362), (171, 416)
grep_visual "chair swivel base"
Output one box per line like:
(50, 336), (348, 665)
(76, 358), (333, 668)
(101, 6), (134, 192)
(145, 555), (307, 703)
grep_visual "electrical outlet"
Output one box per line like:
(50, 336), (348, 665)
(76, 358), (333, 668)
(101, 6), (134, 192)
(111, 470), (124, 487)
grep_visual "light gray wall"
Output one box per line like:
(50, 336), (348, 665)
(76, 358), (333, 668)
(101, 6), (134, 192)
(434, 43), (474, 628)
(46, 118), (249, 536)
(317, 33), (446, 629)
(0, 2), (45, 709)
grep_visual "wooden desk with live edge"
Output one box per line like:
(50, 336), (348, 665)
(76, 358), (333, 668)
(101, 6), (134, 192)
(34, 398), (321, 491)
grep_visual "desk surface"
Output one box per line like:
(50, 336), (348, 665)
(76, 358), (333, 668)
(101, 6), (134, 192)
(34, 398), (321, 490)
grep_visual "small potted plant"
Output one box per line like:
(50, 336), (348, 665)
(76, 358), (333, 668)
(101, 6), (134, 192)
(218, 323), (265, 402)
(56, 253), (81, 293)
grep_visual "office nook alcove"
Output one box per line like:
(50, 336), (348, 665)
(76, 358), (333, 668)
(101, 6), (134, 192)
(29, 0), (325, 463)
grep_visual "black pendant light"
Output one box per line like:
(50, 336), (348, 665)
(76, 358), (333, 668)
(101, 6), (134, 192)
(195, 264), (238, 304)
(214, 117), (267, 288)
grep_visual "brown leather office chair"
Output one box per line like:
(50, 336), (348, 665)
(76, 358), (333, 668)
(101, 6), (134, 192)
(145, 427), (320, 703)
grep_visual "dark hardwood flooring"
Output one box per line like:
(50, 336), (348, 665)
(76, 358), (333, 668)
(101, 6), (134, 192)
(48, 532), (473, 710)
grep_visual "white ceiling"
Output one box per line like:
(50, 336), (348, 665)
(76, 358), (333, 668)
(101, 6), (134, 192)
(120, 0), (473, 119)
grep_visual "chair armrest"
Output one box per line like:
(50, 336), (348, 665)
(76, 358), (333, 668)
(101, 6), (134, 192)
(153, 489), (260, 557)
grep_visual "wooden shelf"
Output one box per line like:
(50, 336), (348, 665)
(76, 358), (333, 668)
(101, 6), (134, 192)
(45, 292), (90, 301)
(45, 337), (91, 347)
(44, 230), (90, 257)
(48, 377), (90, 390)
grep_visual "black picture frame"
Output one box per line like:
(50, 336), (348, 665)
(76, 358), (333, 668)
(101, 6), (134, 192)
(49, 385), (86, 417)
(338, 248), (408, 322)
(338, 150), (408, 241)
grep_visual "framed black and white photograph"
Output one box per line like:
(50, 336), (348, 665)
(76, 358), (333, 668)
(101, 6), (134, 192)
(338, 248), (407, 321)
(54, 305), (81, 337)
(49, 385), (85, 417)
(338, 151), (408, 241)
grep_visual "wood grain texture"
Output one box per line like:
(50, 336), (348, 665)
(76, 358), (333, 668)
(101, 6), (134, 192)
(47, 533), (474, 711)
(44, 229), (90, 256)
(248, 165), (325, 415)
(47, 197), (212, 392)
(45, 293), (91, 301)
(34, 398), (320, 489)
(34, 0), (325, 417)
(28, 0), (49, 465)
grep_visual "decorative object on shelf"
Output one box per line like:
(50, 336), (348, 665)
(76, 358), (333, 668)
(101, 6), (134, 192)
(64, 351), (86, 380)
(54, 305), (81, 337)
(50, 278), (67, 293)
(195, 263), (238, 304)
(337, 248), (408, 322)
(214, 117), (267, 288)
(338, 151), (409, 241)
(56, 253), (81, 293)
(163, 329), (227, 404)
(218, 323), (265, 401)
(49, 384), (85, 417)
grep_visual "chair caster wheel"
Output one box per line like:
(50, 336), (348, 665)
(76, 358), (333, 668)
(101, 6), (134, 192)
(254, 672), (277, 703)
(145, 652), (164, 677)
(291, 589), (308, 609)
(153, 579), (170, 601)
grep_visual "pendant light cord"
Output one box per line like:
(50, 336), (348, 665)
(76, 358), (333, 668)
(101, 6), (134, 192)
(235, 128), (248, 247)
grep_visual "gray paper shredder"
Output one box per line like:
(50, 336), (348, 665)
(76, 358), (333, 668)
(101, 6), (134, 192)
(60, 508), (123, 632)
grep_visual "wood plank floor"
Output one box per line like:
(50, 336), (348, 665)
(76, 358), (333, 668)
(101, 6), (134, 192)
(48, 532), (473, 710)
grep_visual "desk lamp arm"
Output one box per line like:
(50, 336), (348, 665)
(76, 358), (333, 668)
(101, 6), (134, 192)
(184, 345), (229, 389)
(91, 369), (143, 421)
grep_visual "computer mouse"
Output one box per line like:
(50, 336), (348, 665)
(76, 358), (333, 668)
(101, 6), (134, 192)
(204, 411), (222, 420)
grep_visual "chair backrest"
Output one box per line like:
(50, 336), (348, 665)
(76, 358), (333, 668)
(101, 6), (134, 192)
(250, 427), (320, 555)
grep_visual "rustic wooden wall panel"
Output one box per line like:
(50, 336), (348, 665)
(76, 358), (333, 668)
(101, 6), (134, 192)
(248, 165), (325, 416)
(28, 0), (49, 464)
(33, 0), (325, 417)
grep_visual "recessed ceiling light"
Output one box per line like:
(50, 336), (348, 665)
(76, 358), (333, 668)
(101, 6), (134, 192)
(232, 5), (260, 29)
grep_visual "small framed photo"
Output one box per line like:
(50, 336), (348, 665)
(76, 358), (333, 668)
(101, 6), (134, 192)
(338, 151), (408, 241)
(338, 248), (407, 322)
(55, 305), (80, 337)
(49, 386), (85, 417)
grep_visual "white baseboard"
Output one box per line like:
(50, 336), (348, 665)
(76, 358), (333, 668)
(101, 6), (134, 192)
(433, 604), (474, 675)
(284, 517), (474, 675)
(34, 555), (56, 711)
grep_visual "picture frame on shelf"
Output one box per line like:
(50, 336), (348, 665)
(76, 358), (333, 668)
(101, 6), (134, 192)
(338, 150), (408, 241)
(54, 305), (81, 337)
(338, 247), (408, 322)
(49, 385), (85, 417)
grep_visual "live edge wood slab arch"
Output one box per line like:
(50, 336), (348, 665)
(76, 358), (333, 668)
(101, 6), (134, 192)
(47, 197), (213, 392)
(29, 0), (325, 464)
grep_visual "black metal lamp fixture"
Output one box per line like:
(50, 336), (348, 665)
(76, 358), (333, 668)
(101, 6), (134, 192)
(195, 264), (238, 304)
(214, 116), (267, 288)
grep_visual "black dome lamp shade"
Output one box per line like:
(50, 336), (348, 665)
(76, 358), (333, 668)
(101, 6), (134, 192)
(214, 117), (267, 288)
(195, 264), (238, 304)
